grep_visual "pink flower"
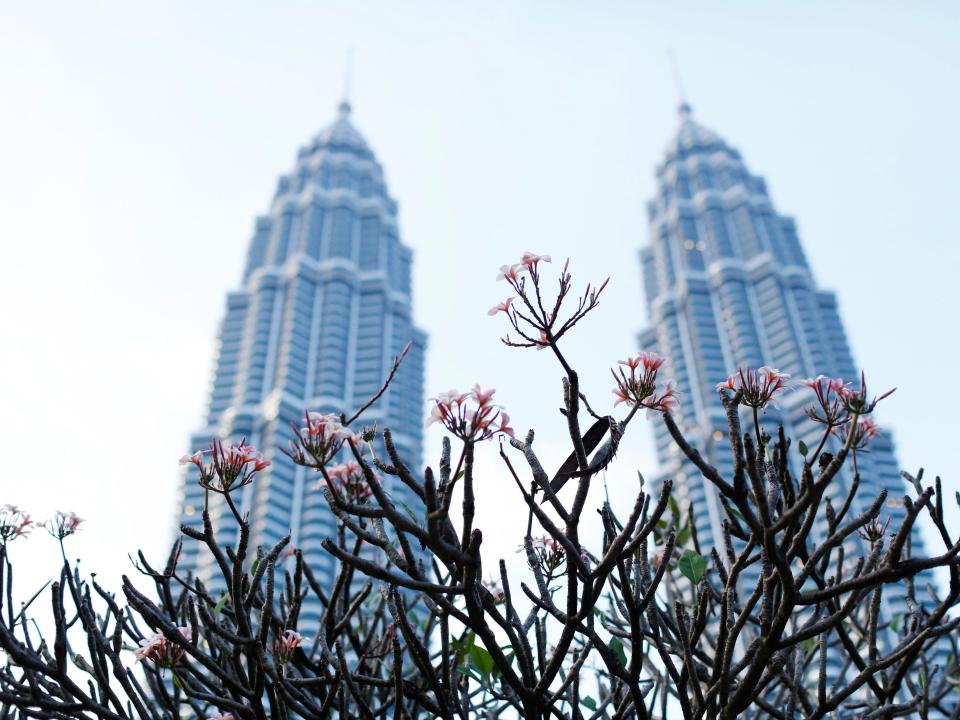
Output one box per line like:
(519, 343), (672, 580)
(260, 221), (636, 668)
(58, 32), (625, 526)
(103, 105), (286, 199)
(273, 629), (303, 664)
(434, 389), (469, 406)
(497, 412), (516, 439)
(801, 375), (847, 395)
(239, 445), (270, 472)
(482, 578), (506, 603)
(487, 297), (514, 316)
(527, 535), (567, 574)
(426, 390), (470, 428)
(800, 375), (850, 427)
(179, 451), (204, 468)
(715, 375), (737, 392)
(471, 385), (497, 407)
(427, 386), (512, 442)
(619, 352), (665, 374)
(496, 264), (525, 282)
(314, 461), (373, 502)
(0, 505), (33, 542)
(135, 627), (191, 667)
(834, 416), (882, 450)
(286, 412), (355, 468)
(651, 382), (679, 416)
(611, 351), (675, 414)
(531, 535), (563, 554)
(520, 251), (552, 268)
(303, 412), (353, 441)
(45, 511), (83, 540)
(716, 367), (790, 409)
(836, 372), (896, 415)
(182, 438), (270, 493)
(209, 713), (235, 720)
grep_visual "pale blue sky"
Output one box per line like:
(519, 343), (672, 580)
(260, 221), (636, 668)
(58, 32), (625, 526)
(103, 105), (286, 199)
(1, 1), (957, 592)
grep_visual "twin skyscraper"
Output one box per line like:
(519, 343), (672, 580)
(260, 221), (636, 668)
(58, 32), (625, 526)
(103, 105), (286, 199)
(176, 95), (919, 626)
(176, 99), (426, 631)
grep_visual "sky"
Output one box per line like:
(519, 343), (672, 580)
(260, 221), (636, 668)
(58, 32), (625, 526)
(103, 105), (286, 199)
(1, 1), (958, 600)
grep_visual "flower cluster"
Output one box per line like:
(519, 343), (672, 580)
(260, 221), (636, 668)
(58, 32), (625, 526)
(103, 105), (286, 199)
(800, 375), (849, 427)
(45, 511), (83, 540)
(272, 629), (303, 665)
(495, 251), (552, 285)
(528, 535), (567, 576)
(797, 373), (890, 452)
(857, 515), (891, 548)
(717, 366), (791, 409)
(611, 352), (679, 415)
(491, 253), (608, 351)
(180, 439), (270, 494)
(313, 460), (373, 503)
(836, 372), (896, 415)
(482, 578), (506, 604)
(487, 297), (514, 316)
(427, 385), (514, 442)
(835, 416), (881, 450)
(0, 505), (32, 543)
(134, 627), (191, 668)
(287, 412), (356, 468)
(490, 253), (553, 331)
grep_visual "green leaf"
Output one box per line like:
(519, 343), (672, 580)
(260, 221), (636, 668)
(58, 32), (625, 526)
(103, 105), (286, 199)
(668, 495), (681, 521)
(798, 440), (809, 456)
(582, 696), (597, 711)
(249, 558), (260, 577)
(723, 503), (745, 522)
(469, 643), (495, 678)
(213, 593), (229, 616)
(397, 501), (418, 525)
(678, 550), (707, 584)
(675, 524), (692, 548)
(608, 636), (628, 667)
(802, 637), (815, 653)
(891, 613), (905, 632)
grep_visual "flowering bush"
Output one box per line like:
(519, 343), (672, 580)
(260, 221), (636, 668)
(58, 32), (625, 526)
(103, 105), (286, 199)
(0, 254), (958, 720)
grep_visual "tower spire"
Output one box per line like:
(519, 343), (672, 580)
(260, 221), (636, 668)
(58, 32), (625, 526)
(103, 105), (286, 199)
(667, 48), (691, 117)
(339, 47), (354, 116)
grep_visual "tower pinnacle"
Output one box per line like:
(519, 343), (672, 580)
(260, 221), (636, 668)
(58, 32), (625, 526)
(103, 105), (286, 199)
(667, 49), (691, 117)
(341, 47), (355, 111)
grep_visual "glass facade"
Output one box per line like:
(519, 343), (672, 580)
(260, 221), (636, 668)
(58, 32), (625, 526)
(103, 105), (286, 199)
(175, 101), (427, 634)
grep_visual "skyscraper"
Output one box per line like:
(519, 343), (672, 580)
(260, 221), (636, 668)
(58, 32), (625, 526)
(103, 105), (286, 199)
(176, 99), (427, 631)
(637, 102), (920, 615)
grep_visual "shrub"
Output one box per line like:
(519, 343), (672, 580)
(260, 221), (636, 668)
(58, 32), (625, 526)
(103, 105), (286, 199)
(1, 255), (958, 719)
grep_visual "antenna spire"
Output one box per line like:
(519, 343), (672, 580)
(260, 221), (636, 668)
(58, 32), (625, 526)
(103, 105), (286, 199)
(339, 48), (354, 116)
(667, 48), (691, 116)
